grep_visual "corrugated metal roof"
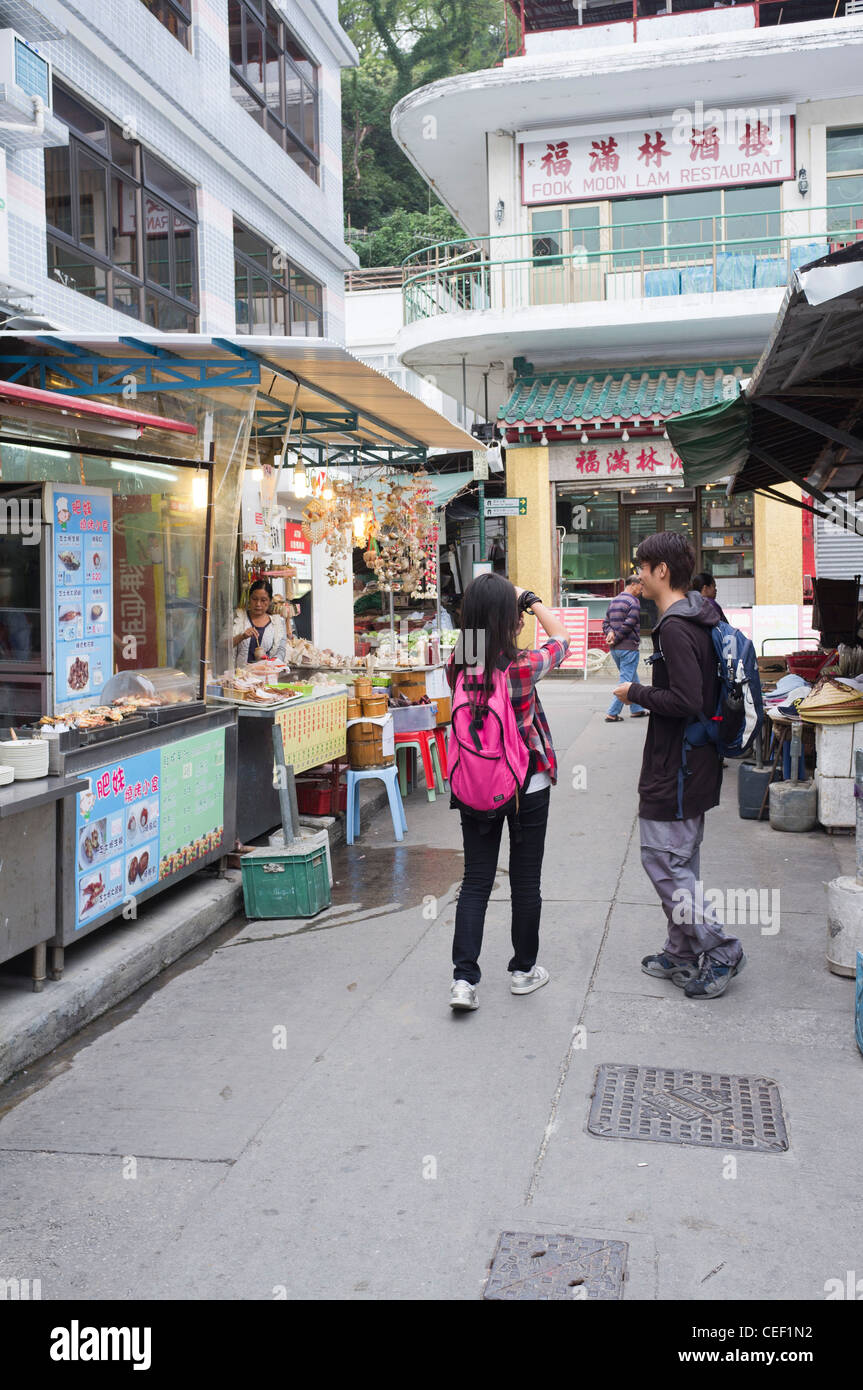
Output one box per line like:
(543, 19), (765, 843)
(499, 364), (752, 428)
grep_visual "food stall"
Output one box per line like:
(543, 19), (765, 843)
(0, 370), (251, 983)
(1, 333), (478, 876)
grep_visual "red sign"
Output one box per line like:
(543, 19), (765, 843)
(538, 608), (589, 675)
(285, 522), (312, 581)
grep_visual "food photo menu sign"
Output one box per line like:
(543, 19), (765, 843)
(73, 727), (226, 931)
(47, 483), (114, 714)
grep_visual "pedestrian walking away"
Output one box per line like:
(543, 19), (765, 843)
(446, 573), (569, 1011)
(602, 575), (646, 721)
(611, 532), (746, 1000)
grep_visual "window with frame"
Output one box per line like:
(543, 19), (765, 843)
(826, 128), (863, 242)
(228, 0), (319, 182)
(46, 82), (199, 330)
(233, 220), (323, 336)
(141, 0), (192, 49)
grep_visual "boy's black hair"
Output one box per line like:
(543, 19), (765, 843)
(635, 532), (696, 592)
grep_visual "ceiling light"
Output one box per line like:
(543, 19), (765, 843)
(580, 431), (589, 444)
(111, 460), (178, 483)
(192, 474), (208, 508)
(250, 466), (263, 481)
(293, 465), (307, 498)
(24, 446), (72, 458)
(621, 430), (630, 443)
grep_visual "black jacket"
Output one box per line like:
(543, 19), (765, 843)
(628, 593), (723, 821)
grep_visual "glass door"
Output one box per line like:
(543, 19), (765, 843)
(531, 204), (603, 305)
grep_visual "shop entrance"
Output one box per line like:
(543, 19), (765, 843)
(623, 494), (697, 629)
(625, 501), (696, 570)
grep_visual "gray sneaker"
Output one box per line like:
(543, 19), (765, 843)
(641, 952), (699, 987)
(684, 952), (747, 999)
(450, 980), (478, 1010)
(511, 965), (549, 995)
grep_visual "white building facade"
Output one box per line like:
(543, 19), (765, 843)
(391, 1), (863, 609)
(0, 0), (357, 341)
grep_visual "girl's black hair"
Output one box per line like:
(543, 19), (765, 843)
(249, 578), (273, 600)
(448, 572), (520, 709)
(691, 571), (714, 592)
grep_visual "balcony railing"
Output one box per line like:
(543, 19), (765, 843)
(401, 204), (863, 325)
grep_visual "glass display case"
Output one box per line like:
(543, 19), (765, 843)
(0, 444), (209, 729)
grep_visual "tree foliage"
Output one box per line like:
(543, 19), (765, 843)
(340, 1), (507, 265)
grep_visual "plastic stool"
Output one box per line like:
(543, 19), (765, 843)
(434, 727), (449, 781)
(346, 764), (407, 844)
(394, 730), (446, 801)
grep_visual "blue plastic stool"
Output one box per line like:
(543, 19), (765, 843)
(346, 764), (407, 844)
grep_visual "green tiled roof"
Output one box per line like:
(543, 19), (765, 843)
(499, 364), (754, 428)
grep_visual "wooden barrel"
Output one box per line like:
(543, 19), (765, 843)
(347, 716), (394, 769)
(346, 698), (361, 720)
(390, 670), (426, 703)
(353, 677), (373, 700)
(361, 694), (388, 718)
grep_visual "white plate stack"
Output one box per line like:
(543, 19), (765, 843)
(0, 739), (49, 780)
(0, 764), (13, 786)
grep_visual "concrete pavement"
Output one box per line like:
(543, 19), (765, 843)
(1, 680), (860, 1300)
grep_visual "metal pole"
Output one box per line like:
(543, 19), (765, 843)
(478, 480), (486, 565)
(389, 586), (395, 651)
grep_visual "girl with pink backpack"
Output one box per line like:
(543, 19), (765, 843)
(446, 574), (569, 1011)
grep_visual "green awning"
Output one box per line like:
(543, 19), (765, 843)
(666, 395), (751, 489)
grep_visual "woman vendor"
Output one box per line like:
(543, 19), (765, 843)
(233, 578), (287, 665)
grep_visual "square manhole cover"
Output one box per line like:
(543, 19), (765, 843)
(588, 1063), (788, 1152)
(483, 1231), (628, 1300)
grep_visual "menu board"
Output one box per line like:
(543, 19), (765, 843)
(158, 727), (226, 879)
(75, 746), (161, 928)
(73, 726), (226, 931)
(48, 484), (114, 714)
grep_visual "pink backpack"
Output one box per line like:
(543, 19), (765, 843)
(447, 664), (530, 819)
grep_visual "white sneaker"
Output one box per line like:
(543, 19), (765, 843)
(511, 965), (549, 995)
(450, 980), (479, 1011)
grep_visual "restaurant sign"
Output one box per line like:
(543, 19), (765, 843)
(561, 440), (685, 482)
(521, 108), (794, 206)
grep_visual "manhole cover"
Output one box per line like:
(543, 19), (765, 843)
(588, 1063), (788, 1152)
(483, 1231), (628, 1300)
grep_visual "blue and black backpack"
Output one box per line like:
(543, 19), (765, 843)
(676, 621), (764, 819)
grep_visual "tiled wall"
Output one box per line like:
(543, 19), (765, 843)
(2, 0), (356, 339)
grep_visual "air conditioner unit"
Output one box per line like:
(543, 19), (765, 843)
(0, 31), (52, 110)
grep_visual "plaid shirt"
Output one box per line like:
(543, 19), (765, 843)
(507, 638), (569, 783)
(448, 637), (569, 783)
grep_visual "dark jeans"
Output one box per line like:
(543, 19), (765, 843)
(452, 787), (551, 985)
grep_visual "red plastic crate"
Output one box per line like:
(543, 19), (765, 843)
(296, 779), (347, 815)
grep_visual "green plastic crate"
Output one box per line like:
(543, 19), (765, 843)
(241, 844), (331, 919)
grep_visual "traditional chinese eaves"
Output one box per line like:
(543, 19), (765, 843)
(499, 364), (752, 431)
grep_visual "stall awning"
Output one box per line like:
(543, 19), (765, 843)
(667, 241), (863, 506)
(0, 333), (478, 462)
(499, 363), (751, 431)
(367, 471), (474, 516)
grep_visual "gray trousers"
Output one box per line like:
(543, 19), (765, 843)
(639, 815), (742, 966)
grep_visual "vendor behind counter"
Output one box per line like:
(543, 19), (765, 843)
(233, 578), (287, 666)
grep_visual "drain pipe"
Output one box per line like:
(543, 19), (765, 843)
(0, 95), (45, 135)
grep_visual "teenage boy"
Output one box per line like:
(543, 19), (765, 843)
(602, 575), (646, 723)
(612, 532), (746, 1000)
